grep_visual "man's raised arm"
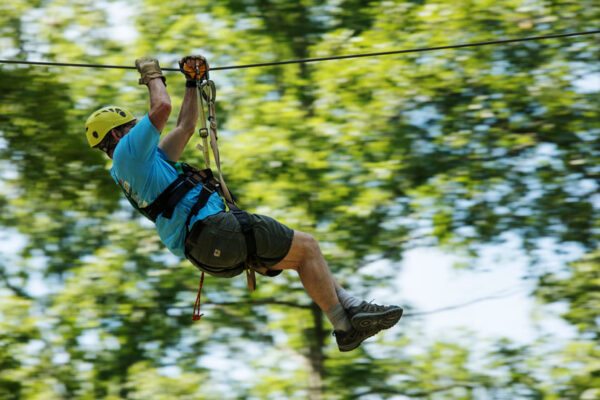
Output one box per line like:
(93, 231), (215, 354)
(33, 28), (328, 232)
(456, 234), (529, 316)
(159, 56), (205, 162)
(136, 57), (172, 134)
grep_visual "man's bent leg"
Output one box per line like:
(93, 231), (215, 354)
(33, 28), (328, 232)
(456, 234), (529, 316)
(270, 229), (403, 351)
(271, 230), (340, 313)
(273, 230), (376, 351)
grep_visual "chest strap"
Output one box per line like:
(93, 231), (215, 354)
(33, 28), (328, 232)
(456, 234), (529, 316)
(139, 166), (219, 223)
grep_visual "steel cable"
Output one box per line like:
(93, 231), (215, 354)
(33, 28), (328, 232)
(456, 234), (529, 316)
(0, 30), (598, 72)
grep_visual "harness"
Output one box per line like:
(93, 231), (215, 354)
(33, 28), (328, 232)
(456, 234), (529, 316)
(120, 57), (261, 321)
(120, 161), (218, 225)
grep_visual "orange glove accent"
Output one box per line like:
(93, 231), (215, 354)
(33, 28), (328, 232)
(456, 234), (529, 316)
(179, 55), (209, 81)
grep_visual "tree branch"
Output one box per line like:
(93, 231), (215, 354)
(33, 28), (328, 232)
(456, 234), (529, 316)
(350, 383), (476, 399)
(206, 298), (312, 309)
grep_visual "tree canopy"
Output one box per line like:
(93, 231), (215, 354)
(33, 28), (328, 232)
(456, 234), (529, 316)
(0, 0), (598, 398)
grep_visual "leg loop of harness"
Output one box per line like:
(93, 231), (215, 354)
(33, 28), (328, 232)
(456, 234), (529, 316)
(231, 208), (258, 291)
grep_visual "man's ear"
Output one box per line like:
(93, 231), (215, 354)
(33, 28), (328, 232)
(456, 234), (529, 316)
(110, 129), (123, 140)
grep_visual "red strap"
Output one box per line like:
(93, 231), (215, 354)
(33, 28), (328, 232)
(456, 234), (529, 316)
(192, 272), (205, 321)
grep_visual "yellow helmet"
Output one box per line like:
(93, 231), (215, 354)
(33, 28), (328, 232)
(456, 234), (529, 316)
(85, 106), (136, 147)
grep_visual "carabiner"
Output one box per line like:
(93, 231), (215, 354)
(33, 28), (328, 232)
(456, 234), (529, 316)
(201, 80), (216, 104)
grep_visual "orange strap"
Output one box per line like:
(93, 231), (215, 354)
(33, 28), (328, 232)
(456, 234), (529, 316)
(192, 272), (205, 321)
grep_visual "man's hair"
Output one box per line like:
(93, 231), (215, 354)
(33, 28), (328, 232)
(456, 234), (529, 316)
(95, 120), (136, 154)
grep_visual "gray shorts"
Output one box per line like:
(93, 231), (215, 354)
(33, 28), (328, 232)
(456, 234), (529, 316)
(184, 211), (294, 278)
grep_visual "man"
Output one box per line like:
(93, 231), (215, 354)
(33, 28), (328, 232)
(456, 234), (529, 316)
(85, 56), (403, 352)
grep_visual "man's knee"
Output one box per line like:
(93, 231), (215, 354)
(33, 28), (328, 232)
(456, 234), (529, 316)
(294, 231), (321, 258)
(271, 230), (320, 271)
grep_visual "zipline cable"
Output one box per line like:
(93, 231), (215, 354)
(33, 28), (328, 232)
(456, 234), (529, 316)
(212, 30), (600, 71)
(402, 287), (526, 318)
(0, 30), (598, 72)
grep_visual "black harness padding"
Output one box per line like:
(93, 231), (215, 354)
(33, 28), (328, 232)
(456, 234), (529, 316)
(184, 206), (268, 279)
(183, 184), (265, 279)
(184, 169), (220, 228)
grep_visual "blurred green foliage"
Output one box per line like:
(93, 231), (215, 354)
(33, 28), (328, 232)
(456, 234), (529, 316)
(0, 0), (599, 398)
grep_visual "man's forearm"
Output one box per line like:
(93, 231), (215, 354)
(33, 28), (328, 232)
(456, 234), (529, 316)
(135, 57), (171, 132)
(156, 55), (204, 161)
(148, 78), (172, 133)
(157, 85), (199, 161)
(176, 86), (199, 135)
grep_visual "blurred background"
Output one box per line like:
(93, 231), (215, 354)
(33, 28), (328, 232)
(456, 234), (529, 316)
(0, 0), (599, 399)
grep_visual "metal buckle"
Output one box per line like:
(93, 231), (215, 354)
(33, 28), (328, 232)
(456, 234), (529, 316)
(184, 175), (200, 187)
(202, 184), (215, 194)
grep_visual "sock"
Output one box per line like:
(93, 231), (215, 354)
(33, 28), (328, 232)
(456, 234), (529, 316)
(336, 287), (363, 309)
(325, 303), (352, 332)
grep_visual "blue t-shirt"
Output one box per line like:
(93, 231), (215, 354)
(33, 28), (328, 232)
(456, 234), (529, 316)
(110, 114), (225, 257)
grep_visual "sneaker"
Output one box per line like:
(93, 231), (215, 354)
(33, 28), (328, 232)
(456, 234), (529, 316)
(346, 301), (403, 332)
(333, 327), (379, 352)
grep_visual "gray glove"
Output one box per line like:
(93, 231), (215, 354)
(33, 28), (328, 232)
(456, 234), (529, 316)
(135, 57), (166, 86)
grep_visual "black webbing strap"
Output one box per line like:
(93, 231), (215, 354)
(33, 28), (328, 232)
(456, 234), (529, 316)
(231, 209), (256, 259)
(184, 168), (219, 227)
(143, 171), (202, 221)
(161, 175), (201, 219)
(143, 176), (186, 221)
(185, 182), (218, 228)
(229, 206), (259, 290)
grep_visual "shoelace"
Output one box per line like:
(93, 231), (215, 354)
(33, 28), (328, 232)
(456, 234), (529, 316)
(192, 272), (205, 321)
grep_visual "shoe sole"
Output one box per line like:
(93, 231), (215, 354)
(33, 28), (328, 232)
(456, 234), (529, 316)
(350, 307), (403, 332)
(338, 329), (380, 352)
